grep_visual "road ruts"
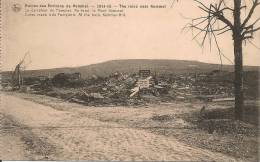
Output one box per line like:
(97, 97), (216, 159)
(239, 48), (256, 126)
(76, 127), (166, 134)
(0, 94), (242, 161)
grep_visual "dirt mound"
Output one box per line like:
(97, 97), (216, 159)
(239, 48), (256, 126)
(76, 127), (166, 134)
(198, 119), (257, 135)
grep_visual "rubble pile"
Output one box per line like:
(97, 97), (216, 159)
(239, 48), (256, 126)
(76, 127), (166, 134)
(5, 69), (257, 106)
(158, 71), (234, 101)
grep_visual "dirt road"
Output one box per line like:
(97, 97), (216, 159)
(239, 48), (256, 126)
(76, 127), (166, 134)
(0, 94), (241, 161)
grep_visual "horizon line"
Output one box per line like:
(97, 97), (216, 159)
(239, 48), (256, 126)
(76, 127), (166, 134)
(2, 58), (259, 72)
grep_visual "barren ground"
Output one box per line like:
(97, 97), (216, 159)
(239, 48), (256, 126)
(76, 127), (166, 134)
(0, 92), (257, 161)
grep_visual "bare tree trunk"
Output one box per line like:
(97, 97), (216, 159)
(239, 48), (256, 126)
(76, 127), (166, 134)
(234, 38), (244, 120)
(233, 0), (244, 120)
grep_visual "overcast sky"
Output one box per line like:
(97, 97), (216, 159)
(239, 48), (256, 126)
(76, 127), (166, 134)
(3, 0), (260, 71)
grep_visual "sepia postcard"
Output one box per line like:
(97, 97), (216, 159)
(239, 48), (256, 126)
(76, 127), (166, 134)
(0, 0), (259, 161)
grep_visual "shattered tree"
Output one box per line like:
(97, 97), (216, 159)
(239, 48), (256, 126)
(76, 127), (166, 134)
(182, 0), (260, 120)
(12, 52), (31, 89)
